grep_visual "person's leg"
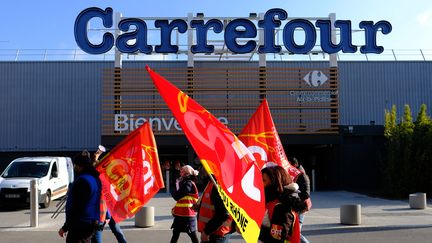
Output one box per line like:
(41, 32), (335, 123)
(66, 230), (78, 243)
(299, 213), (310, 243)
(170, 229), (181, 243)
(209, 234), (230, 243)
(108, 218), (127, 243)
(187, 231), (199, 243)
(299, 213), (305, 230)
(91, 229), (103, 243)
(67, 224), (97, 243)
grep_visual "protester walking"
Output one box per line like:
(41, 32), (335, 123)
(291, 158), (311, 243)
(170, 165), (200, 243)
(259, 166), (306, 243)
(58, 150), (104, 243)
(91, 146), (127, 243)
(198, 178), (233, 243)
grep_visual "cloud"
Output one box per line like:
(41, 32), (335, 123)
(417, 9), (432, 26)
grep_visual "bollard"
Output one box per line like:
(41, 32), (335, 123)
(165, 170), (170, 193)
(135, 206), (155, 228)
(340, 204), (361, 225)
(30, 179), (39, 227)
(409, 193), (427, 209)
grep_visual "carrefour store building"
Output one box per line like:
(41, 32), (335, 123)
(1, 9), (431, 192)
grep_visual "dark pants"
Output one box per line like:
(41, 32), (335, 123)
(202, 234), (231, 243)
(92, 218), (127, 243)
(66, 223), (97, 243)
(170, 229), (199, 243)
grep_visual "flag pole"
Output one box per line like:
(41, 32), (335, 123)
(195, 160), (219, 208)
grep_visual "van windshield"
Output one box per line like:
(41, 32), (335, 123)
(1, 162), (51, 178)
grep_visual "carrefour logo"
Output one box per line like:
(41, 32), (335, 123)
(289, 70), (336, 102)
(303, 70), (328, 87)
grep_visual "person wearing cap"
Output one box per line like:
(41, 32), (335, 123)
(170, 165), (200, 243)
(58, 150), (103, 243)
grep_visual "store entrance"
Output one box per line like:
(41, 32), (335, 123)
(285, 144), (339, 190)
(157, 143), (340, 192)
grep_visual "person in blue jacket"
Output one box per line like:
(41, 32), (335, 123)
(91, 147), (127, 243)
(58, 150), (102, 243)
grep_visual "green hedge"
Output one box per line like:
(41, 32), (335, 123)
(384, 104), (432, 198)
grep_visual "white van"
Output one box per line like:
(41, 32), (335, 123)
(0, 157), (74, 208)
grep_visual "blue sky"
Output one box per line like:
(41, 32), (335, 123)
(0, 0), (431, 51)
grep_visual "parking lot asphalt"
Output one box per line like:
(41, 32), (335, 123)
(1, 191), (432, 243)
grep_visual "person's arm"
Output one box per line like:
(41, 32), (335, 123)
(171, 180), (194, 201)
(259, 210), (272, 242)
(203, 186), (230, 235)
(259, 225), (272, 242)
(296, 174), (310, 201)
(260, 204), (294, 243)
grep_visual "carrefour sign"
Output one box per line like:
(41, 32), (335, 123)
(75, 7), (392, 55)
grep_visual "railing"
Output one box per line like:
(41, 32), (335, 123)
(0, 48), (431, 62)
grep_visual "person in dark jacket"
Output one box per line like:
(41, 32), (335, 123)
(170, 165), (200, 243)
(58, 150), (102, 243)
(259, 166), (306, 243)
(290, 157), (311, 243)
(290, 158), (311, 202)
(198, 178), (233, 243)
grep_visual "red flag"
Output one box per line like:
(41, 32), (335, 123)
(239, 99), (301, 180)
(146, 66), (265, 243)
(97, 122), (164, 222)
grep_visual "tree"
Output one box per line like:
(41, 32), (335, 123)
(412, 104), (432, 193)
(398, 105), (414, 195)
(384, 105), (397, 139)
(384, 104), (432, 197)
(415, 104), (429, 125)
(383, 105), (399, 196)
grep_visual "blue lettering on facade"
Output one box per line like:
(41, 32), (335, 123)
(75, 7), (114, 54)
(116, 18), (152, 54)
(316, 20), (357, 54)
(74, 7), (392, 55)
(224, 19), (257, 54)
(359, 21), (392, 54)
(257, 8), (288, 53)
(191, 19), (224, 53)
(155, 19), (188, 53)
(283, 19), (316, 54)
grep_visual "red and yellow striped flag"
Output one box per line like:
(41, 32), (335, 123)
(146, 66), (265, 243)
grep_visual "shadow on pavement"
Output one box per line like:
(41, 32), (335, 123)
(0, 226), (31, 229)
(382, 207), (413, 211)
(303, 224), (432, 236)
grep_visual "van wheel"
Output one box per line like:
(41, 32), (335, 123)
(40, 190), (51, 208)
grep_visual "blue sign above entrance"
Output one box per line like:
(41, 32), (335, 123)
(74, 7), (392, 55)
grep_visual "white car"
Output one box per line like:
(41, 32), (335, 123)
(0, 157), (74, 208)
